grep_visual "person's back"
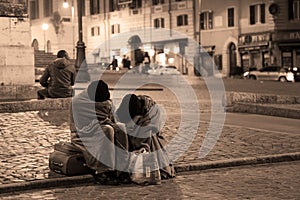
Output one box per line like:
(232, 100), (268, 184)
(38, 50), (76, 99)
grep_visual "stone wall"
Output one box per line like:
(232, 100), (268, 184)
(0, 16), (34, 85)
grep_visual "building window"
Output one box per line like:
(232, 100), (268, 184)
(228, 8), (234, 27)
(43, 0), (53, 17)
(177, 14), (188, 26)
(152, 0), (164, 6)
(129, 0), (142, 9)
(109, 0), (117, 12)
(250, 4), (265, 25)
(91, 26), (100, 37)
(90, 0), (100, 15)
(111, 24), (120, 34)
(154, 18), (165, 28)
(29, 0), (39, 19)
(289, 0), (300, 20)
(200, 11), (213, 29)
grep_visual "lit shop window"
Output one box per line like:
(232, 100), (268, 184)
(200, 11), (213, 29)
(177, 14), (188, 26)
(154, 18), (165, 28)
(249, 4), (265, 25)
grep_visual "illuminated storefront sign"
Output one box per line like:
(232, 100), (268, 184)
(238, 33), (270, 47)
(274, 31), (300, 41)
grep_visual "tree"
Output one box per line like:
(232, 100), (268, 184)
(50, 11), (64, 35)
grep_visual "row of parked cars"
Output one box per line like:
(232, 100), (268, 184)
(95, 61), (300, 82)
(243, 65), (300, 82)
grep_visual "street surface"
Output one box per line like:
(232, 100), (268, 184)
(0, 161), (299, 199)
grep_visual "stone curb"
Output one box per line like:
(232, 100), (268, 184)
(224, 91), (300, 105)
(1, 152), (299, 194)
(0, 98), (71, 113)
(223, 92), (300, 119)
(225, 102), (300, 119)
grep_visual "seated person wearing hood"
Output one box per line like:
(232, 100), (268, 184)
(37, 50), (76, 99)
(70, 80), (130, 185)
(116, 94), (176, 180)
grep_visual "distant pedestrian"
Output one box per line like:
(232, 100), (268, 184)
(122, 56), (131, 69)
(110, 56), (118, 70)
(37, 50), (76, 99)
(143, 52), (150, 73)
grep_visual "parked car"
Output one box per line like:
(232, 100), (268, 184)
(147, 65), (180, 75)
(97, 62), (111, 70)
(243, 66), (295, 82)
(291, 66), (300, 82)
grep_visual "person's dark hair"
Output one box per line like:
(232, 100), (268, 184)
(87, 80), (110, 102)
(116, 94), (141, 123)
(57, 50), (68, 58)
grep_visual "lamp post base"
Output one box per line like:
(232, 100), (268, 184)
(75, 41), (90, 83)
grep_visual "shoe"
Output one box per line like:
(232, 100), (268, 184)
(94, 171), (120, 186)
(118, 172), (131, 184)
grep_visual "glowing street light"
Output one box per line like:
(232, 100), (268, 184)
(62, 0), (75, 58)
(63, 0), (69, 8)
(42, 23), (49, 52)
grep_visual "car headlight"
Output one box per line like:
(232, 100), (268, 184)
(243, 71), (249, 77)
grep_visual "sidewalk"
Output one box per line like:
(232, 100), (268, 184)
(0, 75), (299, 194)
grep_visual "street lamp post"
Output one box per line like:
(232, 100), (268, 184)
(75, 0), (90, 82)
(42, 23), (49, 52)
(63, 0), (75, 58)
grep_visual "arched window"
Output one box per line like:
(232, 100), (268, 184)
(46, 40), (51, 53)
(31, 39), (39, 51)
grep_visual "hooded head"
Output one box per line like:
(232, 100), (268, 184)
(87, 80), (110, 102)
(53, 50), (70, 69)
(116, 94), (141, 123)
(57, 50), (70, 60)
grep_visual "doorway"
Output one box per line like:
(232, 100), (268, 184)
(228, 42), (237, 76)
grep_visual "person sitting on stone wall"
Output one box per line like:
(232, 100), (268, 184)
(37, 50), (76, 99)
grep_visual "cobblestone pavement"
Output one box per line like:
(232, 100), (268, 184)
(0, 161), (299, 199)
(1, 102), (300, 185)
(0, 74), (299, 185)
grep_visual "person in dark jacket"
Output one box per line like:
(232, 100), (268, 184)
(37, 50), (76, 99)
(116, 94), (176, 180)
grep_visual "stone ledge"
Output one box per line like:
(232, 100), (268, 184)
(0, 85), (41, 101)
(224, 92), (300, 106)
(225, 102), (300, 119)
(0, 98), (71, 113)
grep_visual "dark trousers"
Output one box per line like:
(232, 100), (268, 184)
(37, 89), (50, 100)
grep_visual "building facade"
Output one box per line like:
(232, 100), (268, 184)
(199, 0), (300, 77)
(28, 0), (198, 75)
(27, 0), (300, 77)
